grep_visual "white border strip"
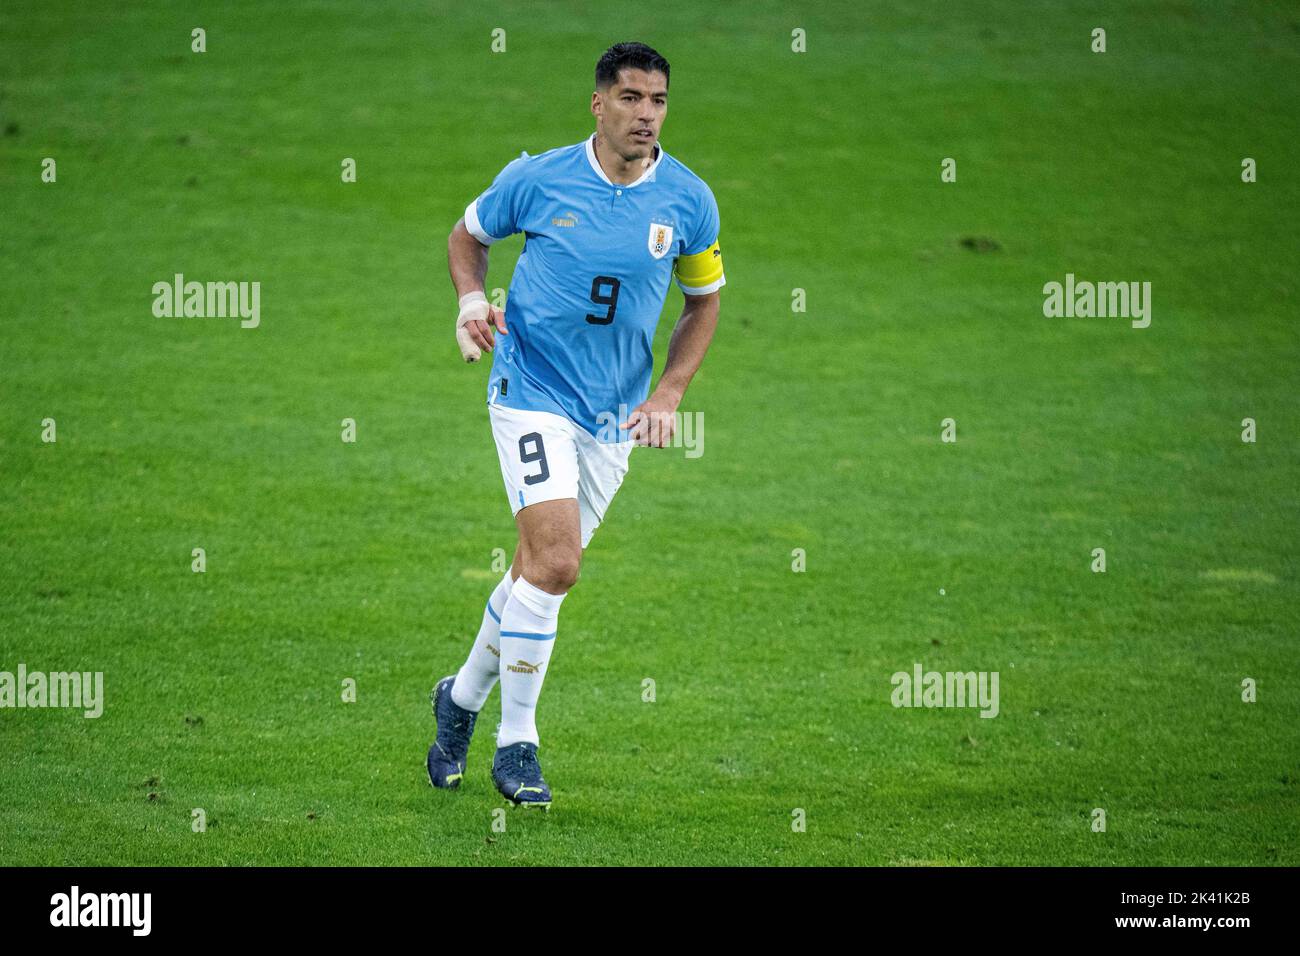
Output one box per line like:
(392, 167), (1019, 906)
(677, 275), (726, 295)
(464, 199), (499, 246)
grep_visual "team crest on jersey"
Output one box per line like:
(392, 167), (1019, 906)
(647, 221), (674, 259)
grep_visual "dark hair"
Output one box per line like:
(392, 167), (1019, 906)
(595, 42), (670, 89)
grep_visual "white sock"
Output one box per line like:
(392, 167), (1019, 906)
(496, 576), (566, 747)
(451, 570), (514, 712)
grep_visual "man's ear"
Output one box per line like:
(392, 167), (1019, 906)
(590, 90), (601, 118)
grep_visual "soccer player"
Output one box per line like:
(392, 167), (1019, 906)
(428, 42), (725, 808)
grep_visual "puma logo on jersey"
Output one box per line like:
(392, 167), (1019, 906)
(552, 212), (579, 227)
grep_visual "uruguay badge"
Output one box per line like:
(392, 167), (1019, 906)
(647, 221), (674, 259)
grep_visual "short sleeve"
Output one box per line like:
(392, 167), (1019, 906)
(464, 153), (532, 246)
(682, 184), (720, 256)
(673, 184), (725, 295)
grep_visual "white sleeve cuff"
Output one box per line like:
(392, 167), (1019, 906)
(677, 274), (726, 295)
(463, 199), (499, 246)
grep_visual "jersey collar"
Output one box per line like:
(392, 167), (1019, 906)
(585, 133), (663, 188)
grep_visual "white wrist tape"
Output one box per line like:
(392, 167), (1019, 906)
(455, 291), (491, 363)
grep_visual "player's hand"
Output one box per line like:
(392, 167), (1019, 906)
(455, 291), (507, 363)
(620, 388), (681, 448)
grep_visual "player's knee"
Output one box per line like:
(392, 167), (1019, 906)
(530, 550), (581, 593)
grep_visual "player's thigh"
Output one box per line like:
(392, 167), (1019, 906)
(515, 497), (582, 572)
(575, 432), (634, 548)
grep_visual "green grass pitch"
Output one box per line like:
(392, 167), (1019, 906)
(1, 0), (1297, 865)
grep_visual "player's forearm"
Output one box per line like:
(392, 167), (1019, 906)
(447, 218), (490, 298)
(654, 293), (720, 404)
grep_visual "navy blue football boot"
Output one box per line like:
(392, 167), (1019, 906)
(491, 741), (552, 809)
(427, 675), (478, 790)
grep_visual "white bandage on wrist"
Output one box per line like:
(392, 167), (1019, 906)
(455, 290), (491, 363)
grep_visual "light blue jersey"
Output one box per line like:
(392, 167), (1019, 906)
(464, 134), (725, 443)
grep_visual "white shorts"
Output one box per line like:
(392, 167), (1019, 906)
(488, 403), (634, 548)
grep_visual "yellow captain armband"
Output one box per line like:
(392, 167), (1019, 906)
(673, 240), (726, 295)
